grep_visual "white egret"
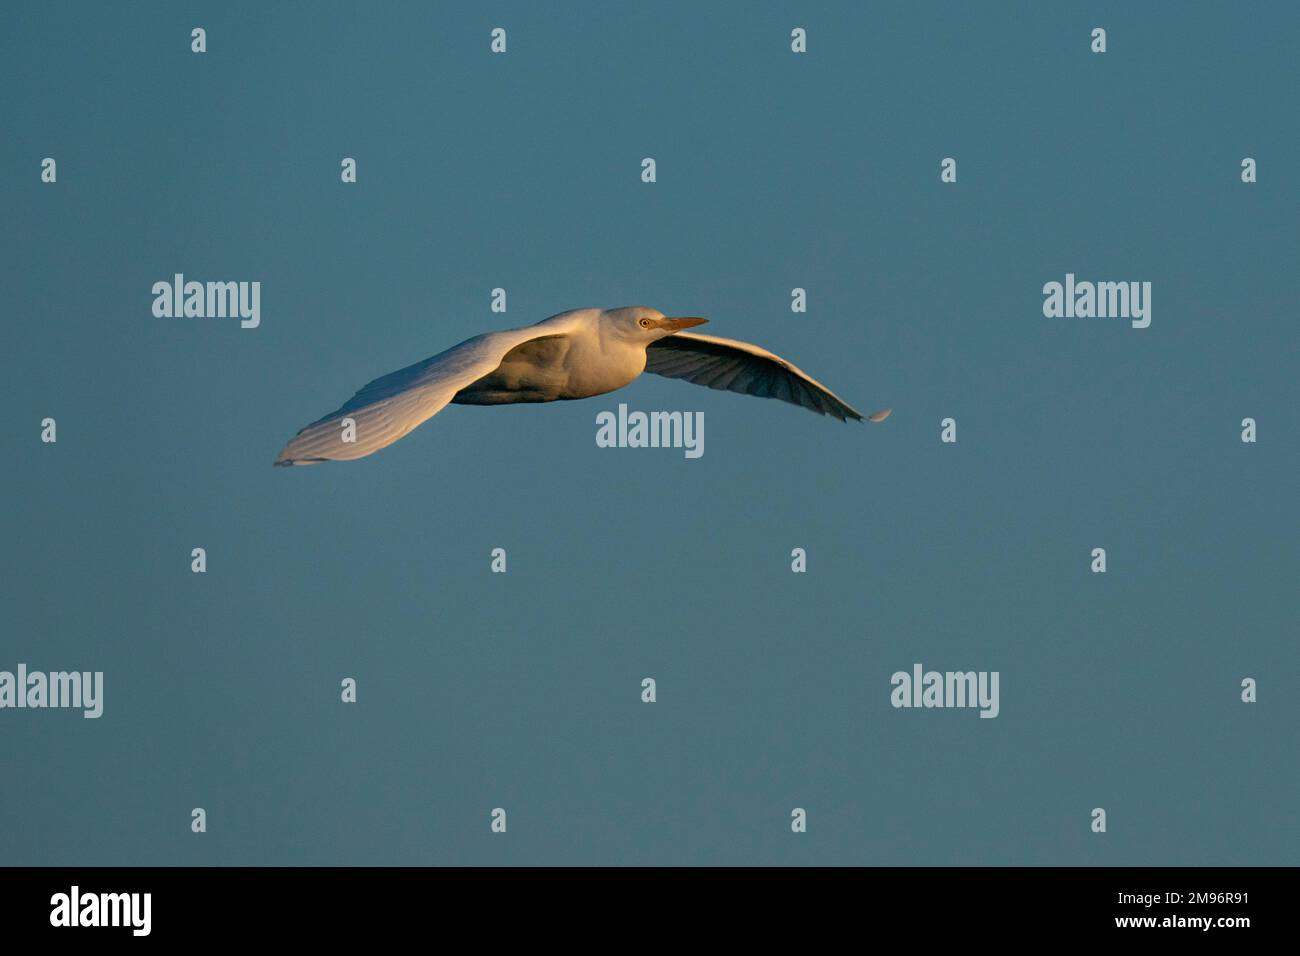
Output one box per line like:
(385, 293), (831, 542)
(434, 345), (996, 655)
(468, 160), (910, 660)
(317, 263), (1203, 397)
(274, 306), (890, 465)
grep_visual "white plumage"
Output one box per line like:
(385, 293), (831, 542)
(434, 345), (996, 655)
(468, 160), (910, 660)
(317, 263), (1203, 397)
(275, 306), (889, 466)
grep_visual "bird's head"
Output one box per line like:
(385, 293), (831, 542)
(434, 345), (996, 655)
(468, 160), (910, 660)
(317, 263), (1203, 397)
(602, 306), (708, 343)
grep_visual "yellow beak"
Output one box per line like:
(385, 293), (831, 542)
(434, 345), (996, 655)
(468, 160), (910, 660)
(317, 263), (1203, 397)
(660, 316), (709, 331)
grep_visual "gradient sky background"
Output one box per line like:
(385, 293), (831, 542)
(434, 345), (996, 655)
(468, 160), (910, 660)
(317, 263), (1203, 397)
(3, 1), (1297, 865)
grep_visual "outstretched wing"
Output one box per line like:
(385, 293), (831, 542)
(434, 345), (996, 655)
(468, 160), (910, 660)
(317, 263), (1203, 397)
(644, 331), (886, 423)
(275, 324), (572, 465)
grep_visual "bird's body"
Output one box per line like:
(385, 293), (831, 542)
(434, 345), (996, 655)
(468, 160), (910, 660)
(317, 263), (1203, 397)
(450, 309), (645, 404)
(275, 306), (888, 466)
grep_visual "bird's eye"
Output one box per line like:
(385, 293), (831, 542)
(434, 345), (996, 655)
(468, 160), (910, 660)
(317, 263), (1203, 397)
(638, 318), (651, 328)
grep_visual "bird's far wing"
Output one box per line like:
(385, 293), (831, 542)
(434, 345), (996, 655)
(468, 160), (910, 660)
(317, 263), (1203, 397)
(644, 331), (884, 423)
(275, 325), (561, 465)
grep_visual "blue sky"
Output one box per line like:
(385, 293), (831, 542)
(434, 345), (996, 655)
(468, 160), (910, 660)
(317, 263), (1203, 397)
(2, 1), (1297, 864)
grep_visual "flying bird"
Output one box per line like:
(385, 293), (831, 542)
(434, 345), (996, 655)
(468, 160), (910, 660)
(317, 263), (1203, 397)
(274, 306), (890, 465)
